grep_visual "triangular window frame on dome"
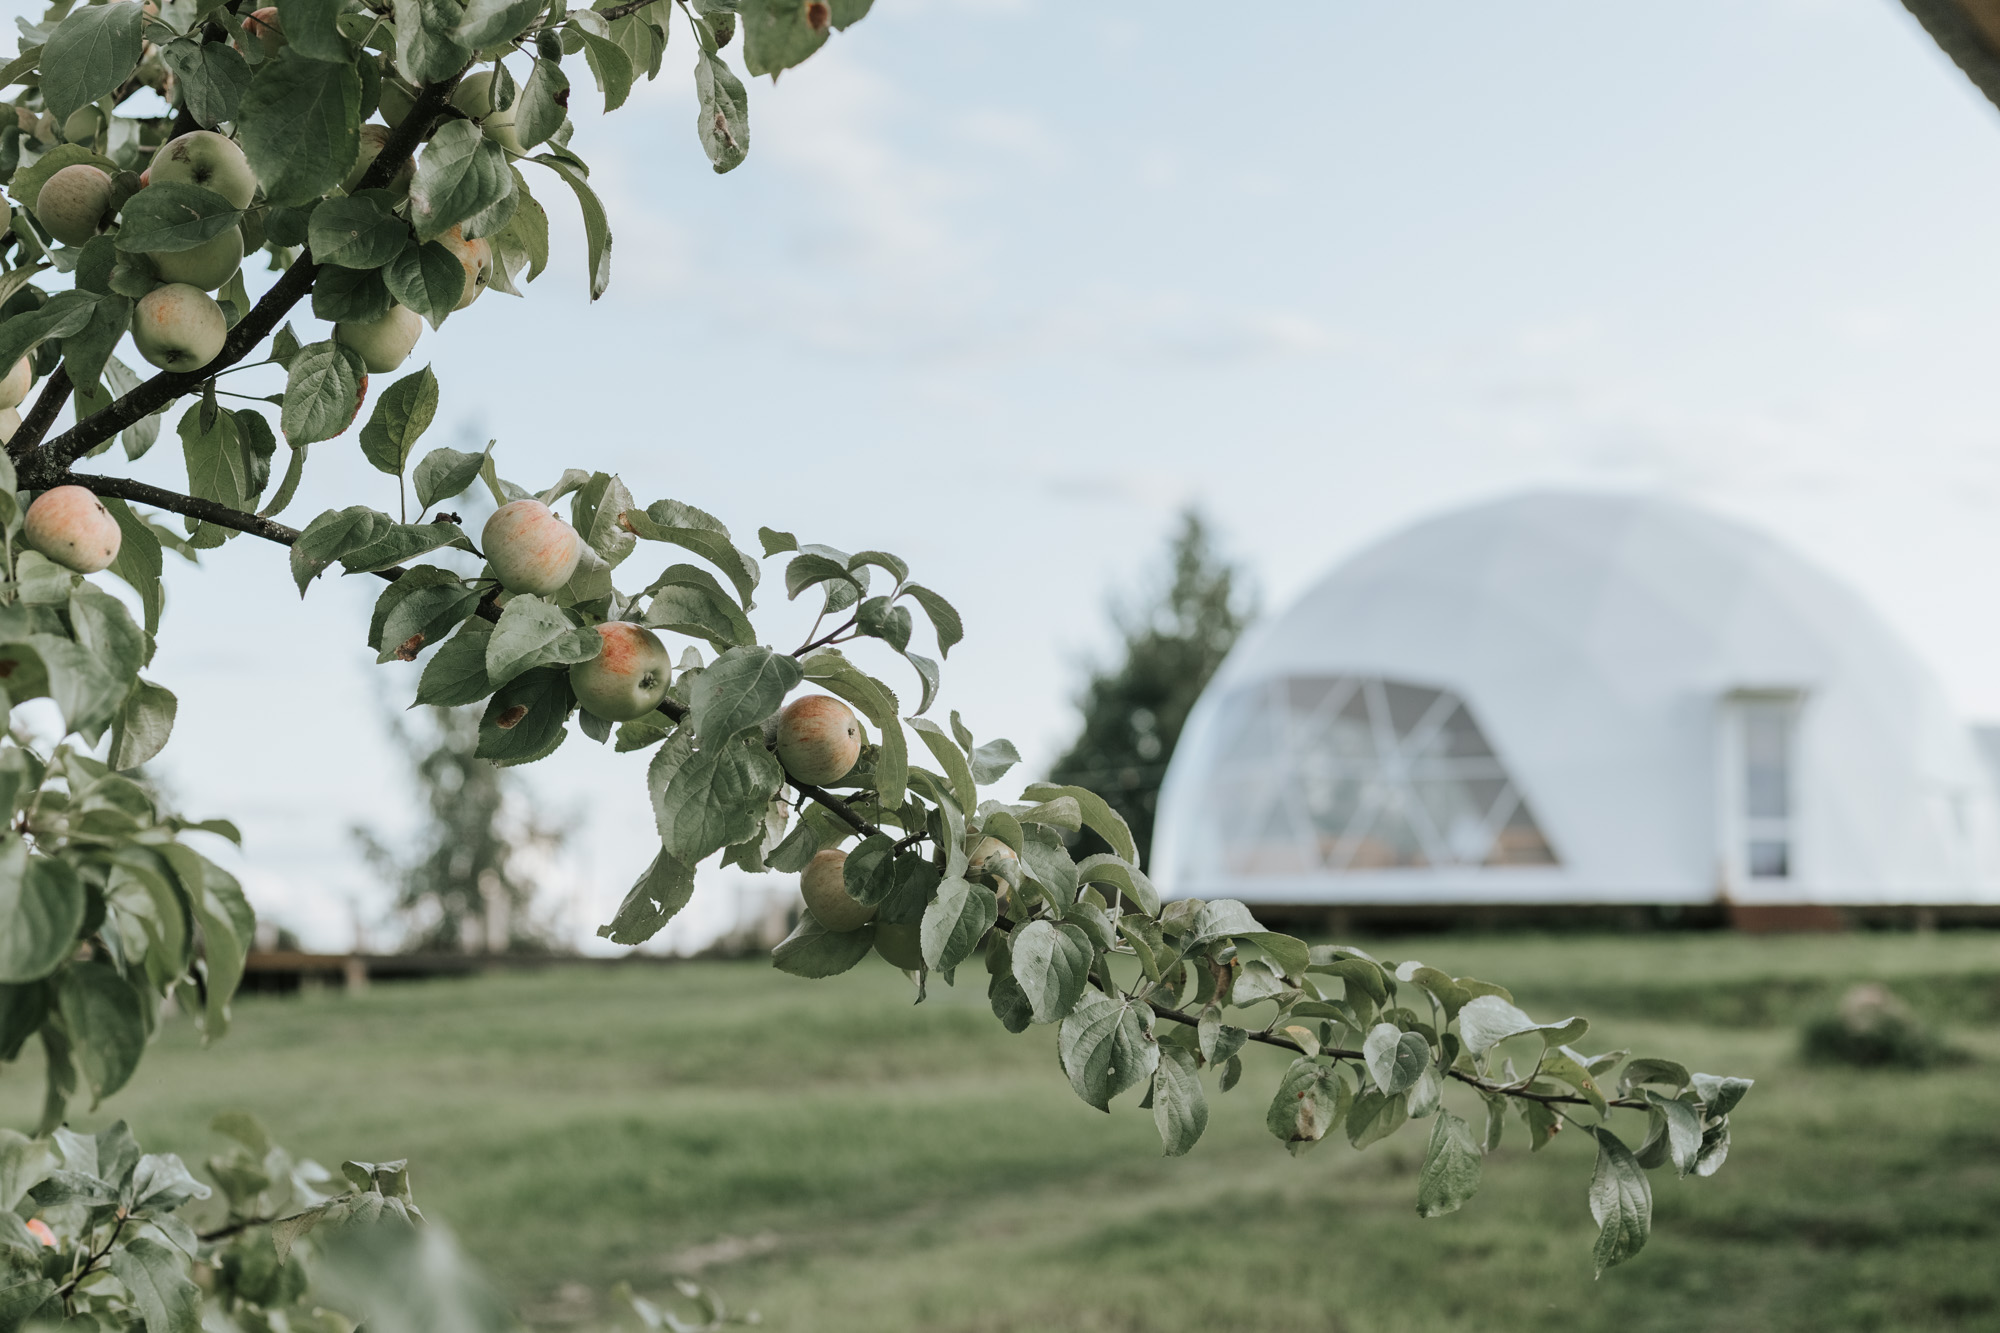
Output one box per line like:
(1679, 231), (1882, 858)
(1204, 675), (1559, 875)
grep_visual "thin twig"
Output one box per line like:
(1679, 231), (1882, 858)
(1143, 1000), (1647, 1111)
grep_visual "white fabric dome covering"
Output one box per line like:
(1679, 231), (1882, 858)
(1153, 492), (2000, 907)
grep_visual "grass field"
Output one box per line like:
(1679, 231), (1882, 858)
(4, 932), (1999, 1332)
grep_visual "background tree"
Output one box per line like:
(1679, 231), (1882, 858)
(1050, 510), (1254, 867)
(352, 704), (566, 955)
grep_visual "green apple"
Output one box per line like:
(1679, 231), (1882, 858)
(334, 304), (422, 373)
(0, 408), (19, 444)
(23, 485), (121, 574)
(60, 105), (104, 147)
(774, 695), (863, 785)
(800, 849), (876, 932)
(0, 356), (33, 410)
(150, 224), (243, 291)
(131, 283), (227, 371)
(34, 164), (115, 245)
(145, 131), (257, 209)
(481, 498), (582, 596)
(568, 621), (672, 721)
(874, 921), (924, 971)
(378, 77), (417, 128)
(439, 226), (492, 310)
(341, 123), (414, 194)
(967, 836), (1019, 887)
(450, 70), (524, 154)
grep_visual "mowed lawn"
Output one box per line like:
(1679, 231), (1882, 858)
(4, 932), (2000, 1332)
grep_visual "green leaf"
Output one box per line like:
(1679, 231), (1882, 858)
(180, 402), (248, 510)
(569, 471), (636, 566)
(1457, 994), (1588, 1055)
(688, 644), (801, 743)
(57, 961), (145, 1103)
(784, 551), (858, 602)
(157, 38), (252, 129)
(1588, 1126), (1652, 1276)
(70, 583), (149, 688)
(1618, 1058), (1693, 1097)
(476, 666), (574, 766)
(1538, 1046), (1608, 1117)
(457, 0), (544, 46)
(1058, 992), (1156, 1112)
(1346, 1088), (1408, 1149)
(281, 340), (366, 445)
(413, 445), (488, 510)
(416, 617), (495, 706)
(27, 634), (128, 742)
(1641, 1090), (1704, 1178)
(919, 875), (995, 972)
(101, 497), (164, 633)
(292, 504), (388, 592)
(236, 53), (362, 206)
(694, 48), (748, 172)
(1416, 1108), (1484, 1218)
(115, 184), (241, 253)
(1009, 918), (1093, 1025)
(1690, 1072), (1755, 1118)
(41, 2), (143, 123)
(357, 364), (438, 473)
(411, 119), (515, 242)
(742, 0), (827, 77)
(596, 848), (696, 946)
(160, 845), (251, 1036)
(909, 717), (974, 815)
(0, 839), (82, 984)
(1019, 782), (1139, 864)
(578, 27), (634, 111)
(641, 568), (755, 650)
(394, 0), (473, 83)
(901, 583), (962, 657)
(371, 566), (479, 662)
(108, 679), (176, 771)
(758, 526), (798, 556)
(309, 193), (410, 269)
(108, 1237), (203, 1333)
(771, 910), (873, 978)
(624, 500), (759, 606)
(1267, 1057), (1349, 1152)
(383, 241), (466, 327)
(276, 0), (352, 63)
(0, 290), (99, 374)
(60, 292), (132, 391)
(533, 152), (612, 300)
(485, 595), (599, 686)
(651, 731), (783, 864)
(515, 58), (569, 152)
(340, 521), (472, 574)
(1364, 1022), (1431, 1096)
(1150, 1045), (1207, 1157)
(967, 736), (1020, 786)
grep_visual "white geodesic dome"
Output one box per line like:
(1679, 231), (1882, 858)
(1152, 491), (2000, 907)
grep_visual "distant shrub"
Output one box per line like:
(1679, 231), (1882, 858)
(1801, 983), (1960, 1069)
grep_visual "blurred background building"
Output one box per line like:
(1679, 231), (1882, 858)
(1154, 491), (2000, 925)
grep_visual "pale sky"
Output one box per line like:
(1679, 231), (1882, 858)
(13, 0), (2000, 950)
